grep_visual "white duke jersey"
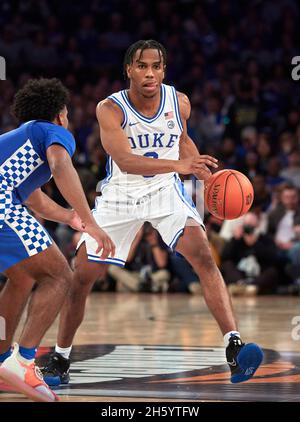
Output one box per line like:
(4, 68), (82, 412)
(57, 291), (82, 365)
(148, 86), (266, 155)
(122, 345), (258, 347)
(101, 84), (183, 200)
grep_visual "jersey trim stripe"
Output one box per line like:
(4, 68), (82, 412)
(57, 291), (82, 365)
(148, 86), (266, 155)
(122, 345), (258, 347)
(88, 255), (125, 263)
(87, 255), (126, 267)
(120, 85), (166, 123)
(173, 175), (199, 217)
(169, 228), (184, 249)
(108, 96), (128, 129)
(101, 155), (113, 190)
(171, 87), (183, 132)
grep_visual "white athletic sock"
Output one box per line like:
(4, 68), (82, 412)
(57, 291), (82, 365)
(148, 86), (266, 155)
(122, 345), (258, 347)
(55, 345), (72, 359)
(223, 331), (241, 348)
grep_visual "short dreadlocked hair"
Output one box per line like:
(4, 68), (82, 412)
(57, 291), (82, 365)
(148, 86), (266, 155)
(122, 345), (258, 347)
(123, 40), (167, 79)
(12, 78), (69, 123)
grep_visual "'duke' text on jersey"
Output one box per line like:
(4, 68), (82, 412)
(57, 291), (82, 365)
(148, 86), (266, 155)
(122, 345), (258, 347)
(128, 133), (179, 149)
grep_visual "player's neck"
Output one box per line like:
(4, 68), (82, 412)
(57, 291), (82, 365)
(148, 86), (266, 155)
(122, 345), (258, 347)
(127, 86), (161, 118)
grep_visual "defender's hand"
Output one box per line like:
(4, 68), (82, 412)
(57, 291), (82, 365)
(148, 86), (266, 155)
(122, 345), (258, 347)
(83, 223), (116, 259)
(68, 210), (85, 232)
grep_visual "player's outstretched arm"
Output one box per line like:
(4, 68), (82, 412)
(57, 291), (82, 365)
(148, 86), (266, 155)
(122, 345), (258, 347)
(25, 188), (84, 231)
(46, 145), (115, 258)
(97, 100), (216, 176)
(177, 92), (218, 181)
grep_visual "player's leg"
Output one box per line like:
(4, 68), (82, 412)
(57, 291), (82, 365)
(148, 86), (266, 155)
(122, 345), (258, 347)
(57, 243), (107, 348)
(0, 243), (73, 401)
(176, 224), (237, 334)
(16, 244), (72, 347)
(41, 243), (107, 387)
(176, 223), (263, 383)
(152, 182), (263, 383)
(0, 273), (35, 359)
(42, 212), (144, 386)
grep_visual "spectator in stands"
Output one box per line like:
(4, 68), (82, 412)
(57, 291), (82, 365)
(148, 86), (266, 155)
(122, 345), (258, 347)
(285, 215), (300, 293)
(267, 185), (300, 253)
(109, 223), (170, 293)
(0, 0), (300, 295)
(280, 150), (300, 189)
(221, 212), (279, 295)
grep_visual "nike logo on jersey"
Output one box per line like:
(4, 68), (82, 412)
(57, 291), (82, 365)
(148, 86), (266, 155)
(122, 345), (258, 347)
(129, 121), (140, 126)
(227, 359), (237, 366)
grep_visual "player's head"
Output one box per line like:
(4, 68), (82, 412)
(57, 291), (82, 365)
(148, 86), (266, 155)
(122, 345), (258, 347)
(124, 40), (166, 98)
(12, 78), (69, 128)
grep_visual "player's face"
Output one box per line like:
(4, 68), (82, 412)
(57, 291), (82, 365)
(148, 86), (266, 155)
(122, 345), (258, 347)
(127, 49), (165, 98)
(58, 106), (69, 128)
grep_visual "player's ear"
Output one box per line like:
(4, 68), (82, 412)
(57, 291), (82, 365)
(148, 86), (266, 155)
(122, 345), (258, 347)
(126, 64), (131, 79)
(56, 113), (63, 126)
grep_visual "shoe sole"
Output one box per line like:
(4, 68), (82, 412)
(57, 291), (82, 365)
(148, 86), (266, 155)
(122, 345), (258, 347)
(43, 375), (61, 387)
(44, 374), (70, 387)
(0, 368), (59, 402)
(231, 343), (264, 384)
(0, 380), (18, 392)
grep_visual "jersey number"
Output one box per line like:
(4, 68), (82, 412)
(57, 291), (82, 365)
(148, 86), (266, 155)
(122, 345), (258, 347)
(143, 152), (158, 178)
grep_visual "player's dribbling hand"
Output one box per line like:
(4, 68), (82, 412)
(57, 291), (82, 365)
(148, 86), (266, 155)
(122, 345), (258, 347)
(194, 164), (212, 183)
(175, 155), (218, 176)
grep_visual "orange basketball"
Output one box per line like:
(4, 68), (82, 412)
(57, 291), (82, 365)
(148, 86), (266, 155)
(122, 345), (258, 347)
(205, 169), (254, 220)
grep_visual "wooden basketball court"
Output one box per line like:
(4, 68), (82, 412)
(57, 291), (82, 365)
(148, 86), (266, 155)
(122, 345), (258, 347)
(1, 292), (300, 402)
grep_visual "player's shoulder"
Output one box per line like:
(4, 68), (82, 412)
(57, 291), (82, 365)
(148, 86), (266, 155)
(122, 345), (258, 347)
(176, 91), (190, 107)
(96, 98), (123, 124)
(175, 91), (191, 120)
(33, 121), (74, 140)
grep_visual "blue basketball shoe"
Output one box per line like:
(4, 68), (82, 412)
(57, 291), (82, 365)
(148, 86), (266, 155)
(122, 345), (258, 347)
(226, 336), (264, 383)
(41, 352), (70, 386)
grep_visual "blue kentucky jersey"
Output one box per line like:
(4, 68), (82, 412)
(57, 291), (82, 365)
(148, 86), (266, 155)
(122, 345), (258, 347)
(0, 120), (75, 204)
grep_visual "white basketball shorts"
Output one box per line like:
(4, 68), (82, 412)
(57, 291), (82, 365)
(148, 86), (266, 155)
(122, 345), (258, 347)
(78, 178), (204, 267)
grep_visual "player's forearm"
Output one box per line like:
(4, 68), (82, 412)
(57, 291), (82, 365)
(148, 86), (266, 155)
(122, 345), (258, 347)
(26, 190), (72, 224)
(51, 164), (95, 225)
(116, 153), (178, 175)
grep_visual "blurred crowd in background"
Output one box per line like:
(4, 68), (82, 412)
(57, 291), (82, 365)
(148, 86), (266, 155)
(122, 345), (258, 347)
(0, 0), (300, 295)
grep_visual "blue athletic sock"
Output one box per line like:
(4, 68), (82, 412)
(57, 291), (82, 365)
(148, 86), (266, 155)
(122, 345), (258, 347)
(0, 349), (12, 362)
(19, 346), (37, 360)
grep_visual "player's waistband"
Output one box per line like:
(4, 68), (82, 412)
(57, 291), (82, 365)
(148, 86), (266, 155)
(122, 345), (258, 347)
(99, 184), (173, 206)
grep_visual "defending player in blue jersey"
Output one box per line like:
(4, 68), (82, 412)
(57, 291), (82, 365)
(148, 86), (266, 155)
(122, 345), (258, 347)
(0, 78), (115, 401)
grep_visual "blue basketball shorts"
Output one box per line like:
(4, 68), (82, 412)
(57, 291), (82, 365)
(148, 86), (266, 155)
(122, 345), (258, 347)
(0, 203), (52, 273)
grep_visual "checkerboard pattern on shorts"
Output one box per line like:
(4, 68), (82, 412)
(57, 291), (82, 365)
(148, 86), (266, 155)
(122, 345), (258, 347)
(0, 139), (43, 187)
(5, 204), (52, 256)
(0, 177), (12, 229)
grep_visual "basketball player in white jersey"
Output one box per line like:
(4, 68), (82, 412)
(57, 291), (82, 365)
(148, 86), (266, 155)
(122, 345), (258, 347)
(43, 40), (263, 385)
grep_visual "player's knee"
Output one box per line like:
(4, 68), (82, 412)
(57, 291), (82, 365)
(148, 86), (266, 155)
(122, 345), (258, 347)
(189, 242), (216, 270)
(73, 266), (101, 289)
(52, 264), (73, 293)
(61, 265), (73, 286)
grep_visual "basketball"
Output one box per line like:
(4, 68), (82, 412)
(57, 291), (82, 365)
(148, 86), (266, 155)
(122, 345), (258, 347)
(205, 169), (254, 220)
